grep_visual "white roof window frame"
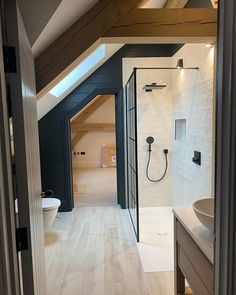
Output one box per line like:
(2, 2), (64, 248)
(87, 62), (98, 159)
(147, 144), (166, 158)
(50, 44), (106, 97)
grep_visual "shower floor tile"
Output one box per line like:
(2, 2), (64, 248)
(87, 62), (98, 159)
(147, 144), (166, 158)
(138, 207), (174, 272)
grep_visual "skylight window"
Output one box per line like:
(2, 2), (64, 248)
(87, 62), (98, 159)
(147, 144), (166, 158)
(50, 45), (105, 97)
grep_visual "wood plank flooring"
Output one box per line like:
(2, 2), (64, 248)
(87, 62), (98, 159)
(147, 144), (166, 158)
(44, 168), (188, 295)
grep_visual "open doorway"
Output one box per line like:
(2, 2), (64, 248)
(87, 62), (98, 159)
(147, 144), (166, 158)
(70, 94), (117, 207)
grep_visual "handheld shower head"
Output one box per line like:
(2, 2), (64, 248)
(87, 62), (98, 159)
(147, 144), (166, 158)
(146, 136), (154, 152)
(146, 136), (154, 145)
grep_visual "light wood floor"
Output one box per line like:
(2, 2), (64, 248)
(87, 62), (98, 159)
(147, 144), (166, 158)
(44, 168), (190, 295)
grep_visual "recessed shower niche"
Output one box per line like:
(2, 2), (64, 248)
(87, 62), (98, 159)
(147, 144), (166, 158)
(175, 119), (186, 141)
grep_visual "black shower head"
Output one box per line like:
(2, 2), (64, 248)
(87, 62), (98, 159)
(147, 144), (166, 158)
(143, 83), (167, 92)
(146, 136), (154, 144)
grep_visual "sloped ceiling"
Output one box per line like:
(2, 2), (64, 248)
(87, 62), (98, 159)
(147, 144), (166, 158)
(19, 0), (167, 54)
(18, 0), (213, 120)
(142, 0), (167, 8)
(18, 0), (63, 46)
(32, 0), (99, 57)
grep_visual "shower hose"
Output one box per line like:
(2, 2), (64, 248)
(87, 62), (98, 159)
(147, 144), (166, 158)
(146, 150), (168, 182)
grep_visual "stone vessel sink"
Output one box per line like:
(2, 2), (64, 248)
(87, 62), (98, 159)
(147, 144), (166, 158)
(193, 198), (214, 232)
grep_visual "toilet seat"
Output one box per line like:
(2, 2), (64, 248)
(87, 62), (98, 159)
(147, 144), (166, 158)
(42, 198), (61, 212)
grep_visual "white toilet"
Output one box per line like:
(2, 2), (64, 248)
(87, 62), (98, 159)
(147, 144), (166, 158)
(42, 198), (61, 230)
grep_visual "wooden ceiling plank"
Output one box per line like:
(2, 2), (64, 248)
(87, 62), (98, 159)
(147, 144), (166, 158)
(71, 95), (111, 126)
(35, 0), (142, 93)
(71, 123), (115, 133)
(104, 8), (217, 38)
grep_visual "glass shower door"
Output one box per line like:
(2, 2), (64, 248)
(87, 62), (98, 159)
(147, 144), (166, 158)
(126, 70), (139, 241)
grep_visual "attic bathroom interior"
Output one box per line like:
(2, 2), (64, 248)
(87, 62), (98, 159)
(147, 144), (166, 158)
(1, 0), (228, 294)
(38, 41), (215, 295)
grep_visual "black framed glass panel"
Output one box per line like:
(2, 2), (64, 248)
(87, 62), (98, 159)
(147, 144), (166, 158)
(125, 70), (139, 241)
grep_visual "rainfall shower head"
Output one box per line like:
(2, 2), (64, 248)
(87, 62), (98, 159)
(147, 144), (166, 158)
(143, 83), (167, 92)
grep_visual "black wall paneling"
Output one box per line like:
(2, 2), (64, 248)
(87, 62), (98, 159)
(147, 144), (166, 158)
(39, 44), (183, 212)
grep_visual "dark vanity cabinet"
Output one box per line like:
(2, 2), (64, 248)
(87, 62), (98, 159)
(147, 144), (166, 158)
(173, 209), (214, 295)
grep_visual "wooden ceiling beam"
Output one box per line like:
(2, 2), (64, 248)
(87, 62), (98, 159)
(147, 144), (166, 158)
(138, 0), (150, 7)
(71, 123), (115, 133)
(71, 95), (111, 126)
(35, 0), (142, 94)
(70, 95), (112, 147)
(71, 132), (88, 149)
(104, 8), (217, 39)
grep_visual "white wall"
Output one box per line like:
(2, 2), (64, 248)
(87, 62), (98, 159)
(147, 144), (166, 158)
(122, 44), (215, 208)
(72, 95), (116, 168)
(171, 44), (215, 207)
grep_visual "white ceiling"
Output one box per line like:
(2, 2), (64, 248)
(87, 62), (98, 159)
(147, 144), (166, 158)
(32, 0), (98, 57)
(142, 0), (167, 8)
(18, 0), (63, 46)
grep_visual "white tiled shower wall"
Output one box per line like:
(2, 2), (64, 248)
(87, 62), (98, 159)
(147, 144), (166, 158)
(123, 44), (214, 208)
(136, 68), (173, 207)
(171, 44), (214, 207)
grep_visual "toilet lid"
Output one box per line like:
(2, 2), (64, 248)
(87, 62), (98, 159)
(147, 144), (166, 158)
(42, 198), (61, 211)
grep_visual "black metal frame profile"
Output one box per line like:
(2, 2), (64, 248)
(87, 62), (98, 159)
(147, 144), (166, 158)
(125, 69), (139, 241)
(135, 67), (199, 70)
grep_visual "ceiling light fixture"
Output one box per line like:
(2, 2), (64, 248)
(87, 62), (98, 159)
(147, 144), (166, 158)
(176, 58), (184, 69)
(205, 43), (214, 48)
